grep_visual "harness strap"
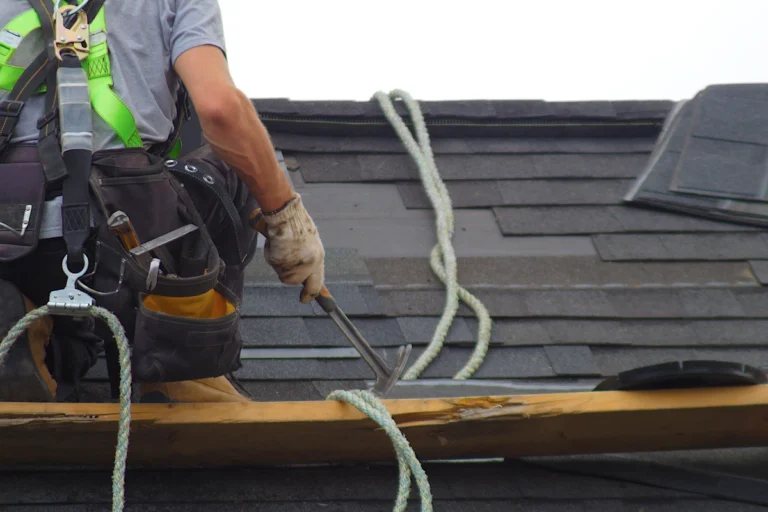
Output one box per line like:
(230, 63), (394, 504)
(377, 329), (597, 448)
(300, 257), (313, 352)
(0, 9), (46, 93)
(150, 83), (190, 159)
(85, 6), (142, 150)
(166, 159), (248, 265)
(0, 1), (186, 161)
(0, 51), (48, 155)
(29, 0), (68, 188)
(37, 0), (108, 190)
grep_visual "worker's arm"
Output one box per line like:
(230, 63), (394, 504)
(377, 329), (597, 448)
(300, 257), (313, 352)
(173, 45), (291, 212)
(173, 45), (325, 303)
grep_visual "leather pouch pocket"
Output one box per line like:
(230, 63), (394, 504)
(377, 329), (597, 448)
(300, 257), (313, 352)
(131, 284), (243, 382)
(0, 162), (46, 262)
(93, 162), (182, 247)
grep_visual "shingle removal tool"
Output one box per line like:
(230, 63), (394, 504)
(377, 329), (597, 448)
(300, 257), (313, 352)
(249, 208), (412, 397)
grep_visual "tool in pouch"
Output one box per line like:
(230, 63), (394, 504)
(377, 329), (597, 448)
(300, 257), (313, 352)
(46, 0), (95, 316)
(249, 208), (412, 398)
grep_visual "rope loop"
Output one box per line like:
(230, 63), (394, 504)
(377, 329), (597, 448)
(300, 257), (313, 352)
(373, 90), (493, 380)
(326, 389), (433, 512)
(0, 304), (131, 512)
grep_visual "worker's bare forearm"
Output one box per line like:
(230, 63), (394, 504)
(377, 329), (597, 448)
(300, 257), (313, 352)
(199, 88), (294, 212)
(174, 45), (294, 212)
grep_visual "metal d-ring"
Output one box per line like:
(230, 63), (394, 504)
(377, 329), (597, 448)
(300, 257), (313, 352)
(62, 253), (89, 281)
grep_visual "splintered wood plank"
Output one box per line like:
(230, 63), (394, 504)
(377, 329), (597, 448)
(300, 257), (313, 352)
(2, 386), (768, 469)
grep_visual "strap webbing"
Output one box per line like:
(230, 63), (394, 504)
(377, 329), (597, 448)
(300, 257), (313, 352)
(150, 83), (190, 158)
(59, 52), (92, 269)
(29, 0), (68, 187)
(0, 9), (46, 93)
(166, 160), (248, 264)
(84, 6), (142, 149)
(0, 51), (49, 155)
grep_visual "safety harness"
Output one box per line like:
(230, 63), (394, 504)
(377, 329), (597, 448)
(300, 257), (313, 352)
(0, 0), (189, 267)
(0, 0), (252, 401)
(0, 0), (187, 158)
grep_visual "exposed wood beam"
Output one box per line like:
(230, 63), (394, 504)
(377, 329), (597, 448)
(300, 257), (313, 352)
(2, 385), (768, 469)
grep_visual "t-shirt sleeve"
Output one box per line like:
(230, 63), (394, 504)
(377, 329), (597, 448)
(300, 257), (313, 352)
(169, 0), (227, 65)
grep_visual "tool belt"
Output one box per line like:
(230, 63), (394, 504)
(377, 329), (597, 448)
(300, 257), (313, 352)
(0, 145), (258, 386)
(86, 148), (256, 384)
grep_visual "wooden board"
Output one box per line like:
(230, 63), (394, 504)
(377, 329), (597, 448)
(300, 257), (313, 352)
(2, 385), (768, 469)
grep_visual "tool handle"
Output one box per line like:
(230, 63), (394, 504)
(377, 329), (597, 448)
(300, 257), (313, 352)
(250, 208), (336, 309)
(315, 286), (337, 313)
(248, 208), (268, 236)
(108, 211), (140, 250)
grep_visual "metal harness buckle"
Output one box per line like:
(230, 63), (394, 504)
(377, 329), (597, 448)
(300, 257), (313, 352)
(47, 255), (94, 316)
(53, 1), (91, 61)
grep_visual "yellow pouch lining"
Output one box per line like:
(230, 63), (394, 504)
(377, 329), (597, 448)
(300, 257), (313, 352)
(143, 289), (235, 319)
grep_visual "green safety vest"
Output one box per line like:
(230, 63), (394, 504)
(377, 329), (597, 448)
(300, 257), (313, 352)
(0, 2), (182, 158)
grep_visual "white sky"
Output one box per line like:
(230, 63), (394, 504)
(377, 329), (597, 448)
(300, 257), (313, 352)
(218, 0), (768, 102)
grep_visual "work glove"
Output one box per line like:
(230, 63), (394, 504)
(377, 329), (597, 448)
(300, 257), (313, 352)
(262, 193), (326, 303)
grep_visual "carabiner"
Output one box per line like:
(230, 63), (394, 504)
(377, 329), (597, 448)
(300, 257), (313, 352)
(53, 0), (90, 19)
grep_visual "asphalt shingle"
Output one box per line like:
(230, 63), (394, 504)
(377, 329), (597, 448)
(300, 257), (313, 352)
(298, 154), (653, 183)
(749, 260), (768, 284)
(593, 233), (768, 261)
(497, 179), (632, 206)
(593, 347), (768, 376)
(304, 318), (406, 347)
(228, 346), (555, 380)
(377, 288), (768, 319)
(315, 210), (597, 258)
(242, 287), (316, 317)
(364, 256), (755, 288)
(273, 135), (656, 154)
(398, 181), (503, 208)
(239, 318), (312, 347)
(544, 346), (601, 376)
(494, 206), (758, 236)
(397, 317), (475, 344)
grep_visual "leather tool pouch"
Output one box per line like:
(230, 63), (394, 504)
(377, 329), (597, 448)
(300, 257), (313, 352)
(0, 161), (46, 262)
(86, 148), (244, 383)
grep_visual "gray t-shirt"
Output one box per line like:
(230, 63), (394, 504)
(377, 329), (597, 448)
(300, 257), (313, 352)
(0, 0), (226, 151)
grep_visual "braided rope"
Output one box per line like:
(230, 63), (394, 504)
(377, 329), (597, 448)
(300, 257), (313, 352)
(0, 305), (132, 512)
(326, 389), (432, 511)
(374, 90), (493, 380)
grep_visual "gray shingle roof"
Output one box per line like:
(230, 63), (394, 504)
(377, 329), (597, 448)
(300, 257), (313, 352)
(17, 97), (768, 510)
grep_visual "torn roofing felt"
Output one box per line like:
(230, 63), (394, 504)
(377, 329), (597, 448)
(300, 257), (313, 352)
(625, 84), (768, 226)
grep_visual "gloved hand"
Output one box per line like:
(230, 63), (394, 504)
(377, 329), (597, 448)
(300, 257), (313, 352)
(262, 193), (326, 303)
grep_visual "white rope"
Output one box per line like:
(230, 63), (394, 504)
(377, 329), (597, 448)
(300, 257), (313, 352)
(374, 90), (493, 380)
(326, 389), (433, 511)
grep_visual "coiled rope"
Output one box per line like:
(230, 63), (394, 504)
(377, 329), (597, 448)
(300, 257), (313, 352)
(0, 305), (132, 512)
(374, 90), (493, 380)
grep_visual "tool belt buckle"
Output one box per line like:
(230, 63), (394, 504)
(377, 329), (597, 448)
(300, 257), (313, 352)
(54, 6), (90, 61)
(47, 255), (94, 316)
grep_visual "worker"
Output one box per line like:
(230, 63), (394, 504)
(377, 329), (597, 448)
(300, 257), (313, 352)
(0, 0), (325, 403)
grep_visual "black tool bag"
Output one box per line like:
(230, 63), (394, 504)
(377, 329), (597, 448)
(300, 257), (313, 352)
(83, 147), (257, 383)
(0, 155), (46, 262)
